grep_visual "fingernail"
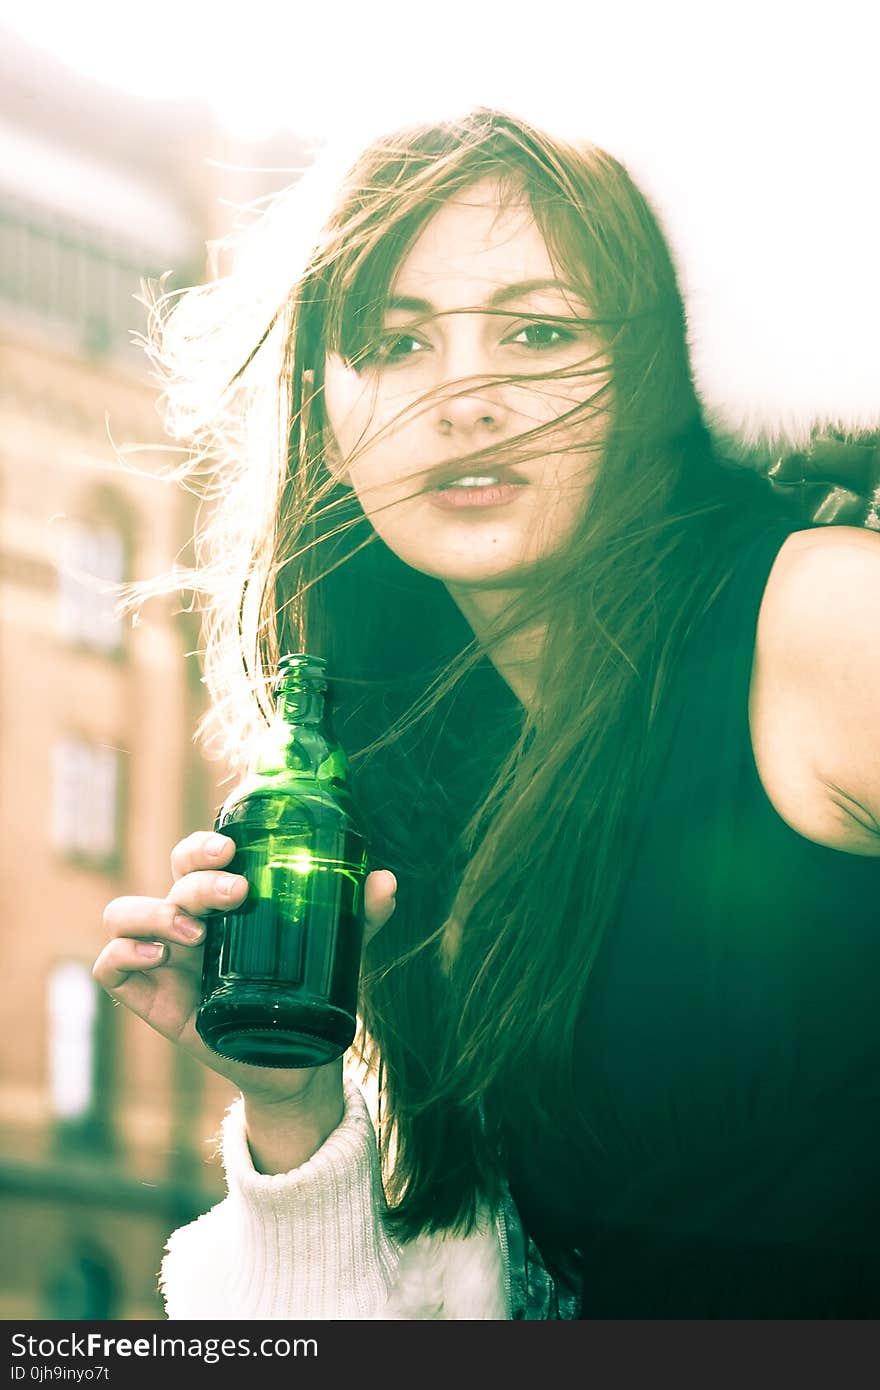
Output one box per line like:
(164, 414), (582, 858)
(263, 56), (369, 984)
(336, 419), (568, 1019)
(217, 873), (247, 897)
(135, 941), (165, 960)
(205, 833), (231, 856)
(174, 915), (204, 943)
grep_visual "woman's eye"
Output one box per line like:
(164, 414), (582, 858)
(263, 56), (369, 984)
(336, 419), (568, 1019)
(507, 321), (576, 350)
(371, 333), (429, 364)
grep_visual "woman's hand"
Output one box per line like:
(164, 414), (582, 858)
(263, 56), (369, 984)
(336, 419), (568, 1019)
(93, 830), (397, 1129)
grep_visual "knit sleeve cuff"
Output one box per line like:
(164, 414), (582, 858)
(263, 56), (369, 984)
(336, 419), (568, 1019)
(220, 1075), (401, 1319)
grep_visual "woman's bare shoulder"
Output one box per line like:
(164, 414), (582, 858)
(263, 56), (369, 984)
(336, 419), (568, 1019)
(761, 522), (880, 651)
(751, 524), (880, 853)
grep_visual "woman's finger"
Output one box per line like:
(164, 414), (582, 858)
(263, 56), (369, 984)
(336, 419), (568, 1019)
(166, 869), (249, 918)
(103, 895), (207, 947)
(170, 829), (236, 882)
(93, 936), (168, 993)
(92, 938), (198, 1047)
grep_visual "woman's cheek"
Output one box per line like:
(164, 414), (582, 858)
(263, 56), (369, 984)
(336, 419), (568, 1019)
(348, 411), (429, 498)
(346, 450), (415, 529)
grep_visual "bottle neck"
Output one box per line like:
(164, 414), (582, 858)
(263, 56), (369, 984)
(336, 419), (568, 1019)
(275, 685), (328, 728)
(247, 680), (345, 782)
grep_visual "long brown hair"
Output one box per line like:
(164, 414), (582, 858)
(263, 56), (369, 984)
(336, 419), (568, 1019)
(138, 108), (786, 1239)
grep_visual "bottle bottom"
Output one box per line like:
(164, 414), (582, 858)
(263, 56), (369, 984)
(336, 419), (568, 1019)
(196, 990), (356, 1069)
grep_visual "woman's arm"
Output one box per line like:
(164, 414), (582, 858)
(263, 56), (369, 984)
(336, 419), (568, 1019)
(159, 1076), (509, 1320)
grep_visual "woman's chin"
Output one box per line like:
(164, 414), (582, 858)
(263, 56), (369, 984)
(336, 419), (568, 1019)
(376, 522), (537, 587)
(419, 556), (532, 589)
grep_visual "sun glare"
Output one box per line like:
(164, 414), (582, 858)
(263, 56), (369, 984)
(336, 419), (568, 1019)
(0, 2), (870, 174)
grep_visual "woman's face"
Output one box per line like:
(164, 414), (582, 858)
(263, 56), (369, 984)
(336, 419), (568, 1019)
(322, 178), (610, 589)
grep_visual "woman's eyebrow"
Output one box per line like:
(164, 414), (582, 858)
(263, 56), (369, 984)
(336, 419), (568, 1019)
(384, 278), (584, 316)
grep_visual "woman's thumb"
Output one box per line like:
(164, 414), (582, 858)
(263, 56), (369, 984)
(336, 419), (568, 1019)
(364, 869), (397, 942)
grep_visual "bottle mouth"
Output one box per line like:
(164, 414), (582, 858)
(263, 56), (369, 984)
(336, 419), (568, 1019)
(273, 652), (328, 692)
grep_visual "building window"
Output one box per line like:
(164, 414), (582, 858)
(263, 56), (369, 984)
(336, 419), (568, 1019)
(47, 961), (100, 1125)
(46, 960), (112, 1153)
(0, 197), (176, 361)
(51, 736), (122, 866)
(57, 520), (125, 654)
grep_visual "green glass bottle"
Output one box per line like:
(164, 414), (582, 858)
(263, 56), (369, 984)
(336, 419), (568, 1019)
(195, 653), (369, 1068)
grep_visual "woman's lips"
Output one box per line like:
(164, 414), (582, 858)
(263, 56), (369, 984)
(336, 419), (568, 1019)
(427, 482), (527, 510)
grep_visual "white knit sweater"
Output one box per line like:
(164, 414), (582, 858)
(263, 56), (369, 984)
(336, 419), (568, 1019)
(159, 1077), (509, 1320)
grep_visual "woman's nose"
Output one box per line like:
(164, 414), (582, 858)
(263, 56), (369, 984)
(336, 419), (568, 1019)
(433, 377), (504, 435)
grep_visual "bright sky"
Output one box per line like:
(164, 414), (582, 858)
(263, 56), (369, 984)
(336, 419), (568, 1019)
(2, 0), (872, 146)
(1, 0), (876, 445)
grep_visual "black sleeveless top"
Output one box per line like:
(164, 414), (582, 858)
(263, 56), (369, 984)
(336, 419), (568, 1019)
(499, 520), (880, 1317)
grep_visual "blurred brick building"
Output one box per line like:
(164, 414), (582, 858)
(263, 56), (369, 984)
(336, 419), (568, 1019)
(0, 29), (311, 1319)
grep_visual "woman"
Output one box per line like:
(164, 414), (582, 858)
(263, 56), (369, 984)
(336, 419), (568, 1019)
(93, 109), (880, 1318)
